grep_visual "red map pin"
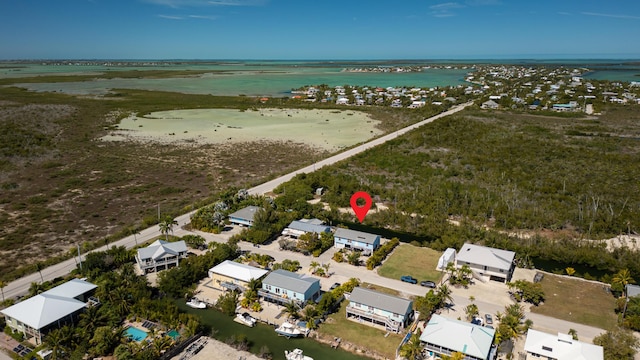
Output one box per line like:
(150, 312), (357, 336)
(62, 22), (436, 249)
(350, 191), (372, 223)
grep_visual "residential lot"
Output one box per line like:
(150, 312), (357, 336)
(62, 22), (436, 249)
(377, 243), (443, 284)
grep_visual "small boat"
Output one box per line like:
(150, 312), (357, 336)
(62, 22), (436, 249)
(186, 297), (206, 309)
(275, 321), (304, 338)
(285, 348), (313, 360)
(235, 312), (257, 327)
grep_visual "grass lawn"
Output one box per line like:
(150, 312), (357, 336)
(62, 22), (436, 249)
(530, 274), (618, 330)
(318, 302), (403, 359)
(377, 243), (443, 283)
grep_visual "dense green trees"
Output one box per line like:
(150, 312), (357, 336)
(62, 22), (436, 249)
(593, 327), (639, 360)
(366, 237), (400, 270)
(507, 280), (545, 305)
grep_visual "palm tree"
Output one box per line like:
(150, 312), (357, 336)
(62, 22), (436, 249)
(0, 280), (6, 302)
(399, 331), (423, 360)
(613, 268), (635, 297)
(158, 216), (178, 241)
(436, 284), (454, 309)
(45, 327), (71, 360)
(300, 305), (321, 329)
(283, 301), (300, 320)
(309, 261), (320, 274)
(35, 262), (44, 283)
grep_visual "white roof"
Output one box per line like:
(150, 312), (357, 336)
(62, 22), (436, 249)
(349, 287), (412, 315)
(333, 228), (379, 245)
(208, 260), (268, 282)
(524, 329), (603, 360)
(456, 243), (515, 271)
(420, 314), (495, 359)
(42, 278), (97, 299)
(0, 279), (96, 330)
(137, 240), (187, 260)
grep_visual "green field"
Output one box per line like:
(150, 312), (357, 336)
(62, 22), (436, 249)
(530, 274), (618, 330)
(318, 302), (403, 359)
(377, 243), (443, 283)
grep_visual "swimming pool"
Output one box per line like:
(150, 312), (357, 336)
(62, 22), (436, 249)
(168, 329), (180, 340)
(125, 326), (148, 342)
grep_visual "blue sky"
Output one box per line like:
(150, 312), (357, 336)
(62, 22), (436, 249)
(1, 0), (640, 60)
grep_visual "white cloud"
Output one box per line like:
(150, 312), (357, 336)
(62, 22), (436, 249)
(188, 14), (218, 20)
(429, 2), (465, 17)
(158, 14), (184, 19)
(143, 0), (265, 7)
(581, 12), (640, 20)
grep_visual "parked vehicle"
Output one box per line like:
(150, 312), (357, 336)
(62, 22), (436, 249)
(330, 282), (341, 290)
(420, 280), (436, 288)
(484, 314), (493, 325)
(400, 275), (418, 284)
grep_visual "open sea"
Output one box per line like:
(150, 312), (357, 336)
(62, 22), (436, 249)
(1, 59), (639, 96)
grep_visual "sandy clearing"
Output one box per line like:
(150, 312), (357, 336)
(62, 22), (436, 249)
(100, 108), (382, 152)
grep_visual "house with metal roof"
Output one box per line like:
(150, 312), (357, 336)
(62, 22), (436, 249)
(420, 314), (496, 360)
(346, 287), (413, 333)
(333, 228), (380, 255)
(208, 260), (268, 292)
(627, 284), (640, 298)
(282, 219), (331, 239)
(228, 205), (261, 227)
(135, 239), (188, 273)
(455, 243), (516, 283)
(523, 329), (603, 360)
(259, 269), (320, 306)
(1, 278), (98, 345)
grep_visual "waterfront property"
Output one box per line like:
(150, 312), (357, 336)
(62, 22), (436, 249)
(1, 278), (98, 345)
(281, 219), (331, 239)
(346, 287), (413, 333)
(333, 228), (380, 255)
(228, 206), (261, 227)
(420, 314), (496, 360)
(523, 329), (603, 360)
(259, 269), (321, 306)
(135, 239), (188, 273)
(208, 260), (268, 292)
(455, 243), (516, 283)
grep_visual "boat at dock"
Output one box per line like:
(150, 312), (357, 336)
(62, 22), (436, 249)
(235, 312), (257, 327)
(285, 348), (313, 360)
(186, 297), (207, 309)
(275, 321), (306, 338)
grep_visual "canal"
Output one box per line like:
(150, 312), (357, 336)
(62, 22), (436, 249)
(176, 301), (369, 360)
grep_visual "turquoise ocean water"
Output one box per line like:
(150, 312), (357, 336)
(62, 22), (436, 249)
(2, 60), (638, 97)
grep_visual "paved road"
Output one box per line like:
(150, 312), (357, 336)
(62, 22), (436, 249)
(2, 102), (472, 300)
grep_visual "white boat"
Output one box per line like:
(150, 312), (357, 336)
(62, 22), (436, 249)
(186, 298), (207, 309)
(275, 321), (304, 338)
(285, 348), (313, 360)
(235, 312), (257, 327)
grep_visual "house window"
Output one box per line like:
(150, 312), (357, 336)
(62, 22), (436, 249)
(500, 269), (504, 273)
(275, 288), (280, 294)
(266, 285), (271, 291)
(483, 266), (487, 271)
(368, 306), (374, 311)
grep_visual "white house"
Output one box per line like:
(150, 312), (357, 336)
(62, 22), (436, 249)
(135, 239), (188, 273)
(333, 228), (380, 255)
(523, 329), (603, 360)
(420, 314), (496, 360)
(259, 269), (321, 306)
(208, 260), (268, 292)
(1, 279), (98, 345)
(437, 248), (456, 271)
(455, 243), (516, 283)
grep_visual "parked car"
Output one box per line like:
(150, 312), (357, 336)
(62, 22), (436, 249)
(420, 280), (437, 288)
(400, 275), (418, 284)
(330, 282), (341, 290)
(471, 317), (483, 326)
(484, 314), (493, 325)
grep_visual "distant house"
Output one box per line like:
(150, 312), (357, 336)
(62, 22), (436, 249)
(333, 228), (380, 255)
(228, 205), (261, 227)
(481, 100), (499, 109)
(259, 269), (321, 306)
(1, 278), (98, 345)
(455, 243), (515, 283)
(135, 239), (188, 273)
(208, 260), (268, 292)
(437, 248), (456, 271)
(420, 314), (496, 360)
(346, 287), (413, 333)
(523, 329), (603, 360)
(627, 284), (640, 298)
(282, 219), (331, 239)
